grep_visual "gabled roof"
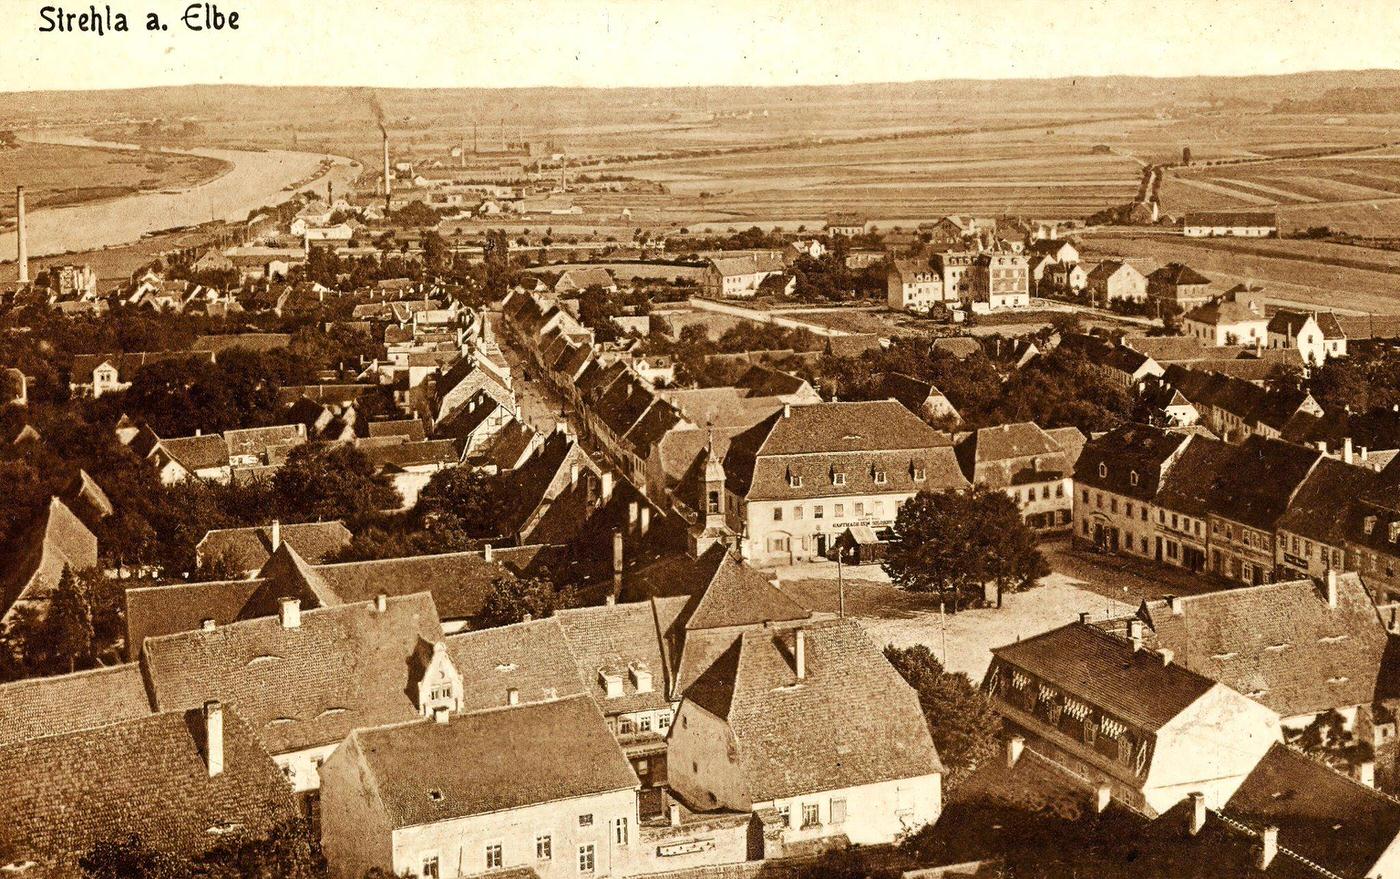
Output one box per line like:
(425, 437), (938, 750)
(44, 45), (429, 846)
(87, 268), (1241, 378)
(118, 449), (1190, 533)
(687, 618), (941, 802)
(1225, 743), (1400, 879)
(680, 546), (811, 632)
(1267, 309), (1347, 340)
(991, 622), (1216, 731)
(472, 420), (536, 472)
(1138, 573), (1387, 718)
(0, 707), (297, 876)
(1277, 458), (1379, 545)
(555, 266), (616, 291)
(555, 597), (689, 715)
(1148, 263), (1212, 287)
(710, 253), (784, 277)
(124, 577), (266, 661)
(157, 433), (230, 472)
(1074, 423), (1192, 502)
(1154, 434), (1237, 519)
(142, 592), (444, 754)
(1184, 211), (1278, 228)
(1183, 296), (1265, 327)
(0, 663), (152, 748)
(367, 419), (428, 441)
(197, 521), (352, 572)
(311, 549), (532, 621)
(2, 497), (98, 617)
(337, 696), (637, 830)
(1210, 435), (1322, 530)
(444, 617), (588, 713)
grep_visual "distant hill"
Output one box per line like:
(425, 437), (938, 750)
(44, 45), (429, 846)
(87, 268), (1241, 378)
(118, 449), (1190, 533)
(1274, 86), (1400, 114)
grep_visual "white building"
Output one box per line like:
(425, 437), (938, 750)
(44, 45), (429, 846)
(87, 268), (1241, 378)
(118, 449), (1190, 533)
(886, 259), (946, 312)
(1181, 287), (1268, 346)
(1182, 211), (1278, 238)
(702, 254), (788, 299)
(1267, 309), (1348, 364)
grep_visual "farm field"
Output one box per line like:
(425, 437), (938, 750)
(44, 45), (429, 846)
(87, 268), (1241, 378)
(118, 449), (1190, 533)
(1080, 232), (1400, 315)
(0, 142), (229, 226)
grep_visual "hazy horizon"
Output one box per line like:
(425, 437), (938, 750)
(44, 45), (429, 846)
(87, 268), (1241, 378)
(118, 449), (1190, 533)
(3, 0), (1399, 94)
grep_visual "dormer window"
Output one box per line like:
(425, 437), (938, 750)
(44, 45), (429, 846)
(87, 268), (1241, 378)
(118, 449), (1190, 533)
(1129, 471), (1139, 487)
(789, 473), (803, 488)
(832, 472), (847, 486)
(913, 468), (926, 482)
(1098, 463), (1107, 478)
(1366, 515), (1378, 535)
(599, 669), (624, 699)
(628, 661), (652, 694)
(873, 470), (888, 485)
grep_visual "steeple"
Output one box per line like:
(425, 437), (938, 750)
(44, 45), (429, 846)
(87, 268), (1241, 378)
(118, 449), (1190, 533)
(687, 431), (735, 558)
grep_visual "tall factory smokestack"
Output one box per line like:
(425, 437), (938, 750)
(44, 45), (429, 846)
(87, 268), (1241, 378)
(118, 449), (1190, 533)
(382, 131), (392, 198)
(15, 186), (27, 285)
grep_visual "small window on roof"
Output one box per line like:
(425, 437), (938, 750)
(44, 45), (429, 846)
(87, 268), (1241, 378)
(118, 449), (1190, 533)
(832, 471), (846, 486)
(1098, 463), (1107, 478)
(1129, 471), (1139, 487)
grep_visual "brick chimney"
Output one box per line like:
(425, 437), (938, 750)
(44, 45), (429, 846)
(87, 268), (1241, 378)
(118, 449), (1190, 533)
(795, 627), (806, 680)
(374, 593), (387, 612)
(279, 597), (301, 629)
(1344, 437), (1354, 465)
(1166, 595), (1182, 615)
(483, 543), (494, 562)
(270, 519), (281, 553)
(1188, 792), (1206, 835)
(1127, 618), (1144, 651)
(1325, 569), (1338, 609)
(1258, 826), (1278, 870)
(203, 700), (224, 777)
(507, 687), (519, 706)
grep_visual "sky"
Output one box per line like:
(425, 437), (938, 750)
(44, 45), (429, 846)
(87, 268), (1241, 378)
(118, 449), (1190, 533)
(1, 0), (1399, 93)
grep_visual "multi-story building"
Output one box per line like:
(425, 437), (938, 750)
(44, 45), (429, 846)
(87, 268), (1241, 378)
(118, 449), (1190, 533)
(1151, 435), (1234, 573)
(1181, 287), (1268, 346)
(955, 422), (1085, 532)
(1086, 260), (1148, 306)
(722, 401), (969, 564)
(1147, 263), (1213, 312)
(1204, 435), (1322, 586)
(931, 251), (976, 302)
(1344, 459), (1400, 605)
(968, 252), (1030, 310)
(984, 620), (1282, 815)
(1267, 309), (1348, 365)
(886, 259), (946, 312)
(1275, 456), (1376, 580)
(1182, 211), (1278, 238)
(701, 253), (787, 299)
(1073, 424), (1194, 559)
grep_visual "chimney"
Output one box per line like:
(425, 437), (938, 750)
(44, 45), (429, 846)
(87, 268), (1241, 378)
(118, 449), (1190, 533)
(383, 132), (392, 197)
(1188, 792), (1206, 835)
(1127, 618), (1144, 651)
(782, 403), (792, 418)
(1005, 734), (1025, 767)
(483, 543), (494, 562)
(1158, 648), (1174, 666)
(15, 186), (27, 285)
(201, 618), (216, 631)
(1316, 440), (1328, 454)
(1166, 595), (1182, 615)
(1093, 782), (1112, 814)
(374, 593), (387, 612)
(203, 700), (224, 777)
(601, 471), (614, 502)
(1362, 446), (1370, 463)
(195, 428), (202, 437)
(507, 687), (519, 706)
(669, 803), (681, 827)
(1258, 826), (1279, 870)
(1344, 437), (1354, 465)
(1325, 569), (1338, 609)
(1078, 612), (1089, 625)
(1360, 760), (1377, 788)
(270, 519), (281, 552)
(628, 501), (639, 526)
(612, 529), (624, 599)
(570, 462), (579, 487)
(640, 505), (651, 535)
(433, 705), (450, 724)
(795, 628), (806, 680)
(279, 597), (301, 629)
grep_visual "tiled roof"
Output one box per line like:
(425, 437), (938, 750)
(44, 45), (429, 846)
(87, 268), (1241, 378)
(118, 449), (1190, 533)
(1148, 263), (1212, 287)
(1183, 296), (1265, 327)
(313, 550), (523, 621)
(124, 578), (266, 661)
(0, 707), (297, 876)
(1210, 435), (1322, 530)
(689, 618), (941, 802)
(2, 497), (98, 617)
(1184, 211), (1278, 228)
(1074, 423), (1193, 502)
(142, 593), (444, 754)
(224, 425), (304, 459)
(362, 439), (459, 469)
(682, 546), (811, 632)
(367, 419), (428, 441)
(0, 664), (152, 747)
(710, 253), (784, 277)
(735, 364), (811, 398)
(1277, 458), (1378, 545)
(1138, 573), (1387, 718)
(70, 350), (213, 383)
(1225, 743), (1400, 879)
(1154, 435), (1236, 519)
(1121, 334), (1209, 362)
(959, 422), (1076, 489)
(190, 333), (292, 355)
(658, 386), (785, 429)
(444, 617), (588, 712)
(556, 266), (616, 291)
(991, 622), (1216, 731)
(472, 420), (536, 472)
(159, 434), (230, 472)
(555, 598), (688, 715)
(338, 696), (637, 830)
(929, 336), (984, 359)
(1267, 309), (1347, 340)
(197, 521), (352, 572)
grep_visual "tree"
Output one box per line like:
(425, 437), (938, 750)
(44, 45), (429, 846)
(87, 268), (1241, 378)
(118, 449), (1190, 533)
(47, 565), (95, 674)
(196, 818), (321, 879)
(478, 575), (578, 628)
(80, 834), (187, 879)
(273, 443), (401, 524)
(413, 467), (507, 540)
(884, 487), (1047, 610)
(885, 644), (1001, 793)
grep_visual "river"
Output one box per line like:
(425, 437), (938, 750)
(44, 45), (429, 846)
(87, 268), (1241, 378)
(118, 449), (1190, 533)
(0, 132), (360, 259)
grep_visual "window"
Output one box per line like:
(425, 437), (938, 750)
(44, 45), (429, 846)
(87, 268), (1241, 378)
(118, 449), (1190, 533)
(579, 814), (594, 828)
(618, 717), (635, 735)
(614, 817), (630, 846)
(1129, 471), (1139, 486)
(789, 474), (803, 488)
(830, 798), (848, 824)
(834, 504), (845, 517)
(832, 472), (847, 486)
(430, 685), (453, 701)
(777, 804), (791, 828)
(1125, 502), (1133, 518)
(1110, 498), (1118, 514)
(1098, 463), (1107, 478)
(706, 491), (720, 515)
(913, 468), (926, 482)
(814, 505), (824, 519)
(855, 503), (865, 516)
(1082, 489), (1090, 503)
(874, 501), (885, 516)
(1056, 483), (1065, 498)
(578, 845), (595, 874)
(638, 715), (652, 733)
(486, 844), (503, 870)
(801, 803), (820, 828)
(874, 471), (888, 485)
(422, 856), (440, 879)
(773, 507), (783, 522)
(658, 712), (671, 730)
(794, 506), (803, 521)
(537, 835), (552, 861)
(1141, 506), (1148, 522)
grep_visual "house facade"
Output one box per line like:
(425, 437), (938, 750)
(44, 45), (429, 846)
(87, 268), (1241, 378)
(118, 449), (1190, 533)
(1182, 211), (1278, 238)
